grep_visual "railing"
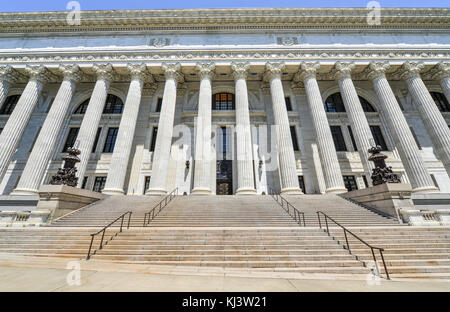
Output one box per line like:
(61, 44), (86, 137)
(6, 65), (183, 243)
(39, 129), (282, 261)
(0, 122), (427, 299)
(268, 188), (306, 227)
(143, 188), (178, 227)
(86, 211), (132, 260)
(316, 211), (390, 280)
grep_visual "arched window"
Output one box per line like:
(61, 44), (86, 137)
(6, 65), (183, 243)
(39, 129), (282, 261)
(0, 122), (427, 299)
(212, 93), (235, 110)
(324, 92), (376, 113)
(430, 92), (450, 112)
(0, 95), (20, 115)
(74, 94), (124, 115)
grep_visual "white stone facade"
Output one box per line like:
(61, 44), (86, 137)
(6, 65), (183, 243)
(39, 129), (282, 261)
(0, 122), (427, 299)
(0, 8), (449, 196)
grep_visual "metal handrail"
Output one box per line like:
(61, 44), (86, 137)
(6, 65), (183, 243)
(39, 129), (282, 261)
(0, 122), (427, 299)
(268, 188), (306, 227)
(86, 211), (132, 260)
(316, 211), (390, 280)
(143, 188), (178, 226)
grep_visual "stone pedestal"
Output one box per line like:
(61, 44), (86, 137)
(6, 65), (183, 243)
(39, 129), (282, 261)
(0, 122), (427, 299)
(36, 185), (105, 222)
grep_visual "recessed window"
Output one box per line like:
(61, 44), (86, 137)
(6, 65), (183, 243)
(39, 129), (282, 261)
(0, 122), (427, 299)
(103, 95), (124, 114)
(62, 128), (79, 153)
(330, 126), (347, 152)
(156, 98), (163, 113)
(103, 127), (119, 153)
(144, 176), (151, 193)
(74, 99), (89, 114)
(150, 127), (158, 152)
(430, 92), (450, 112)
(93, 177), (107, 193)
(298, 176), (306, 194)
(92, 128), (102, 153)
(325, 93), (376, 113)
(285, 97), (292, 111)
(290, 126), (300, 151)
(347, 126), (358, 151)
(343, 176), (358, 191)
(0, 95), (20, 115)
(212, 93), (235, 110)
(370, 125), (388, 151)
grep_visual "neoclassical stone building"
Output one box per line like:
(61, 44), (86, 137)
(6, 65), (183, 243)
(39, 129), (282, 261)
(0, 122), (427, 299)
(0, 8), (449, 197)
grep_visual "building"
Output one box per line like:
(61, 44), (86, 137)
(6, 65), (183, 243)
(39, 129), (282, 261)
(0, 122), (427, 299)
(0, 8), (449, 197)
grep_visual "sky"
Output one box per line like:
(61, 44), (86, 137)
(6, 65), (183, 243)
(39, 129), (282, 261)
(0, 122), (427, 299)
(0, 0), (449, 13)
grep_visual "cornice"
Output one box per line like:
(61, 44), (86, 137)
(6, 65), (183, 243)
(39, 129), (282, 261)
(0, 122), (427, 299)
(0, 8), (448, 34)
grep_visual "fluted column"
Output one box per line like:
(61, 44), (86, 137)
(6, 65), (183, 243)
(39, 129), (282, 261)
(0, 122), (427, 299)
(434, 62), (450, 102)
(367, 62), (436, 192)
(76, 64), (114, 187)
(335, 62), (375, 185)
(103, 64), (150, 195)
(400, 62), (450, 177)
(265, 62), (302, 195)
(192, 62), (215, 195)
(231, 62), (256, 195)
(0, 66), (19, 109)
(0, 65), (51, 183)
(147, 63), (183, 195)
(299, 62), (347, 194)
(13, 65), (82, 195)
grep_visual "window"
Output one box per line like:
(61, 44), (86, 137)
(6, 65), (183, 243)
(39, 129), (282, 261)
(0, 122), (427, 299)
(0, 95), (20, 115)
(150, 127), (158, 152)
(103, 127), (119, 153)
(81, 177), (88, 190)
(103, 94), (124, 114)
(330, 126), (347, 152)
(285, 97), (292, 111)
(156, 98), (163, 113)
(370, 126), (388, 151)
(343, 176), (358, 191)
(347, 126), (358, 151)
(62, 128), (79, 153)
(93, 177), (107, 193)
(212, 93), (235, 110)
(144, 176), (151, 193)
(92, 128), (102, 153)
(359, 97), (376, 112)
(409, 127), (422, 150)
(430, 92), (450, 112)
(325, 93), (375, 113)
(290, 126), (300, 151)
(298, 176), (306, 194)
(221, 127), (228, 157)
(74, 99), (89, 114)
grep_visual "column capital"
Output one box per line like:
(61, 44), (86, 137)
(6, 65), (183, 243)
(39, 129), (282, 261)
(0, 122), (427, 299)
(296, 62), (320, 81)
(264, 62), (286, 81)
(290, 81), (305, 95)
(366, 62), (390, 81)
(143, 82), (158, 96)
(161, 62), (184, 83)
(92, 63), (114, 81)
(59, 64), (82, 82)
(333, 62), (355, 80)
(432, 62), (450, 80)
(24, 65), (54, 84)
(196, 62), (216, 80)
(399, 61), (425, 81)
(127, 63), (152, 82)
(0, 65), (20, 84)
(231, 62), (250, 80)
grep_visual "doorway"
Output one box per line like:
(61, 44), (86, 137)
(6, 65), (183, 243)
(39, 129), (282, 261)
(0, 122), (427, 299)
(217, 160), (233, 195)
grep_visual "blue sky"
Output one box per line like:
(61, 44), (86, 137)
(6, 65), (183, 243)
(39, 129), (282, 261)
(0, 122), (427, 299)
(0, 0), (448, 13)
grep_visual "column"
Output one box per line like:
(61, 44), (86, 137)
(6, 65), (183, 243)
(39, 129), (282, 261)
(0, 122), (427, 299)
(265, 62), (303, 195)
(434, 62), (450, 102)
(75, 64), (114, 187)
(231, 62), (257, 195)
(367, 62), (436, 192)
(400, 62), (450, 177)
(299, 62), (347, 194)
(192, 62), (215, 195)
(0, 66), (19, 109)
(335, 62), (375, 185)
(0, 65), (51, 183)
(147, 63), (183, 195)
(103, 64), (150, 195)
(13, 65), (82, 195)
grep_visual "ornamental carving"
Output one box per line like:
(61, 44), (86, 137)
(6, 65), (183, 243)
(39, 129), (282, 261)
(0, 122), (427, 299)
(0, 65), (20, 83)
(150, 38), (171, 47)
(277, 37), (298, 46)
(24, 65), (55, 83)
(398, 61), (425, 80)
(92, 63), (114, 81)
(333, 62), (355, 80)
(231, 62), (250, 80)
(366, 62), (390, 81)
(196, 62), (216, 80)
(264, 62), (286, 81)
(59, 64), (82, 82)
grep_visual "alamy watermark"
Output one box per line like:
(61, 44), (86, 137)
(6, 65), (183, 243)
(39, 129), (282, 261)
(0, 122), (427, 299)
(367, 1), (381, 26)
(66, 1), (81, 26)
(66, 260), (81, 286)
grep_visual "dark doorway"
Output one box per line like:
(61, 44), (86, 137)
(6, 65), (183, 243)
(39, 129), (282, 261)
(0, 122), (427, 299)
(217, 160), (233, 195)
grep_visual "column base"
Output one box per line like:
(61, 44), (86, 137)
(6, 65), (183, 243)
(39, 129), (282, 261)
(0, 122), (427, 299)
(236, 188), (257, 195)
(325, 187), (348, 195)
(281, 188), (304, 195)
(191, 187), (213, 195)
(10, 188), (39, 196)
(102, 188), (125, 196)
(146, 188), (167, 196)
(411, 186), (440, 194)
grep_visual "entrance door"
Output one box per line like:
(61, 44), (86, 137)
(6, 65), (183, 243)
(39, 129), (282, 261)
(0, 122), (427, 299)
(217, 160), (233, 195)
